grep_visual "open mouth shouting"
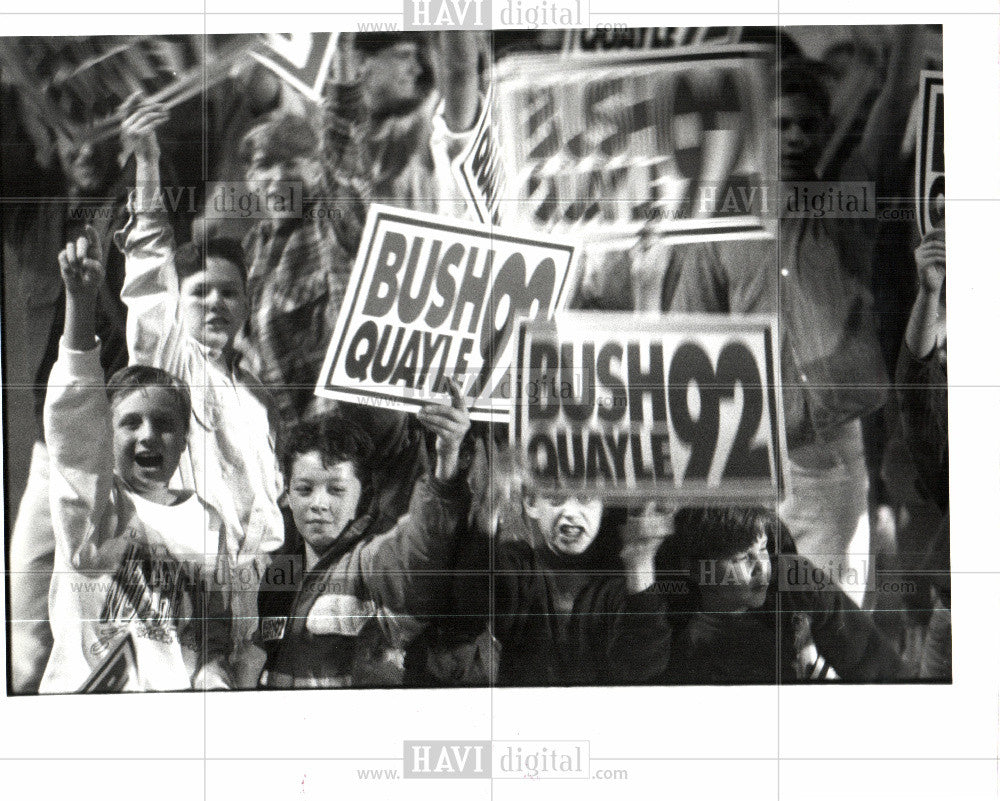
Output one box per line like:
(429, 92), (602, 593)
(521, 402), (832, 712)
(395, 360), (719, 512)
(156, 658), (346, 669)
(133, 450), (165, 471)
(555, 523), (586, 544)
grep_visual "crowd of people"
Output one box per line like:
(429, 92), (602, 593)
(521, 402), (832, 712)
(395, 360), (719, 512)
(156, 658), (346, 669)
(2, 27), (948, 692)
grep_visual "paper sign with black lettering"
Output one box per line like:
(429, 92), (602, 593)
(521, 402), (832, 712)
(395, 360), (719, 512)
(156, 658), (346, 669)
(493, 45), (774, 246)
(562, 27), (743, 54)
(0, 35), (257, 145)
(250, 33), (338, 102)
(316, 205), (578, 420)
(915, 71), (944, 237)
(453, 86), (506, 225)
(512, 313), (787, 502)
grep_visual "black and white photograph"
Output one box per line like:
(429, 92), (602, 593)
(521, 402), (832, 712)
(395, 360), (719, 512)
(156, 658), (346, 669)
(0, 3), (996, 799)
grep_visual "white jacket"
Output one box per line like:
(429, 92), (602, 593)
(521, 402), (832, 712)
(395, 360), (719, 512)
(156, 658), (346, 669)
(118, 197), (284, 564)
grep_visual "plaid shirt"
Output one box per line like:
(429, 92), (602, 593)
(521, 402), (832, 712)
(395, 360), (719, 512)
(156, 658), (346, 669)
(243, 81), (370, 430)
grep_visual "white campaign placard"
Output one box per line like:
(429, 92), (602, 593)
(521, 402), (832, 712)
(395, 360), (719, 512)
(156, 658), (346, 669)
(916, 70), (945, 237)
(453, 85), (506, 226)
(562, 26), (743, 54)
(250, 33), (338, 102)
(493, 44), (775, 246)
(512, 312), (788, 503)
(316, 204), (578, 420)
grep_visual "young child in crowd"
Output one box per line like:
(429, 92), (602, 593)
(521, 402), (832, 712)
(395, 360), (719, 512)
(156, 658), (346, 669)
(660, 507), (905, 684)
(257, 381), (471, 688)
(425, 488), (673, 687)
(115, 96), (285, 686)
(41, 228), (231, 693)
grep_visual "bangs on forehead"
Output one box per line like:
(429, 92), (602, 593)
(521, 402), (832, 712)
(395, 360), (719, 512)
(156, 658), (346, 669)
(110, 385), (188, 418)
(536, 491), (601, 506)
(674, 506), (776, 561)
(106, 365), (192, 427)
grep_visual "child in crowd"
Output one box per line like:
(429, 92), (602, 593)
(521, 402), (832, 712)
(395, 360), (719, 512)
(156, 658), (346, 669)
(115, 97), (285, 686)
(41, 229), (231, 693)
(257, 381), (471, 688)
(660, 507), (905, 684)
(429, 488), (673, 687)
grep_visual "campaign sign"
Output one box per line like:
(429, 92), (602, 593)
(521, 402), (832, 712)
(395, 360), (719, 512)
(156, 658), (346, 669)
(512, 313), (787, 502)
(562, 27), (743, 54)
(0, 35), (257, 144)
(316, 204), (577, 421)
(493, 45), (775, 246)
(250, 33), (338, 102)
(915, 71), (944, 237)
(453, 85), (506, 226)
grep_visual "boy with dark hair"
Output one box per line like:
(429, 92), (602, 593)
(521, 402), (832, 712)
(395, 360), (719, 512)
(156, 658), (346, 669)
(174, 237), (247, 283)
(257, 382), (473, 688)
(660, 507), (905, 685)
(115, 97), (285, 686)
(41, 229), (231, 692)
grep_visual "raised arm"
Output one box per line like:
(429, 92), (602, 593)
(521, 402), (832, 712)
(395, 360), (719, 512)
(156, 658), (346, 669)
(792, 555), (906, 681)
(620, 504), (674, 594)
(841, 26), (923, 183)
(904, 229), (946, 359)
(896, 229), (948, 508)
(115, 97), (185, 368)
(318, 34), (373, 255)
(360, 380), (473, 628)
(45, 232), (122, 573)
(438, 31), (482, 135)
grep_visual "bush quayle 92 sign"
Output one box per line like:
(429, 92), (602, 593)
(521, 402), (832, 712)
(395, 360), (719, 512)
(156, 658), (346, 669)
(561, 27), (743, 54)
(453, 85), (506, 226)
(512, 313), (788, 502)
(915, 70), (944, 237)
(493, 45), (774, 246)
(315, 204), (577, 420)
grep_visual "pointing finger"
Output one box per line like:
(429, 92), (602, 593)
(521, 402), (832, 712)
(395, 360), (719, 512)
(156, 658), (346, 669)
(76, 235), (90, 262)
(84, 225), (102, 261)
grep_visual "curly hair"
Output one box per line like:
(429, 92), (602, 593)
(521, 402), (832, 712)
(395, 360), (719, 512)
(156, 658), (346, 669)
(280, 415), (374, 500)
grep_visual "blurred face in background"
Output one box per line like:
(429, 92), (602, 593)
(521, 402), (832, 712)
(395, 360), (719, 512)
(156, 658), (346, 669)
(360, 42), (427, 119)
(819, 42), (877, 118)
(245, 153), (324, 215)
(694, 526), (771, 613)
(775, 93), (829, 181)
(57, 136), (117, 196)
